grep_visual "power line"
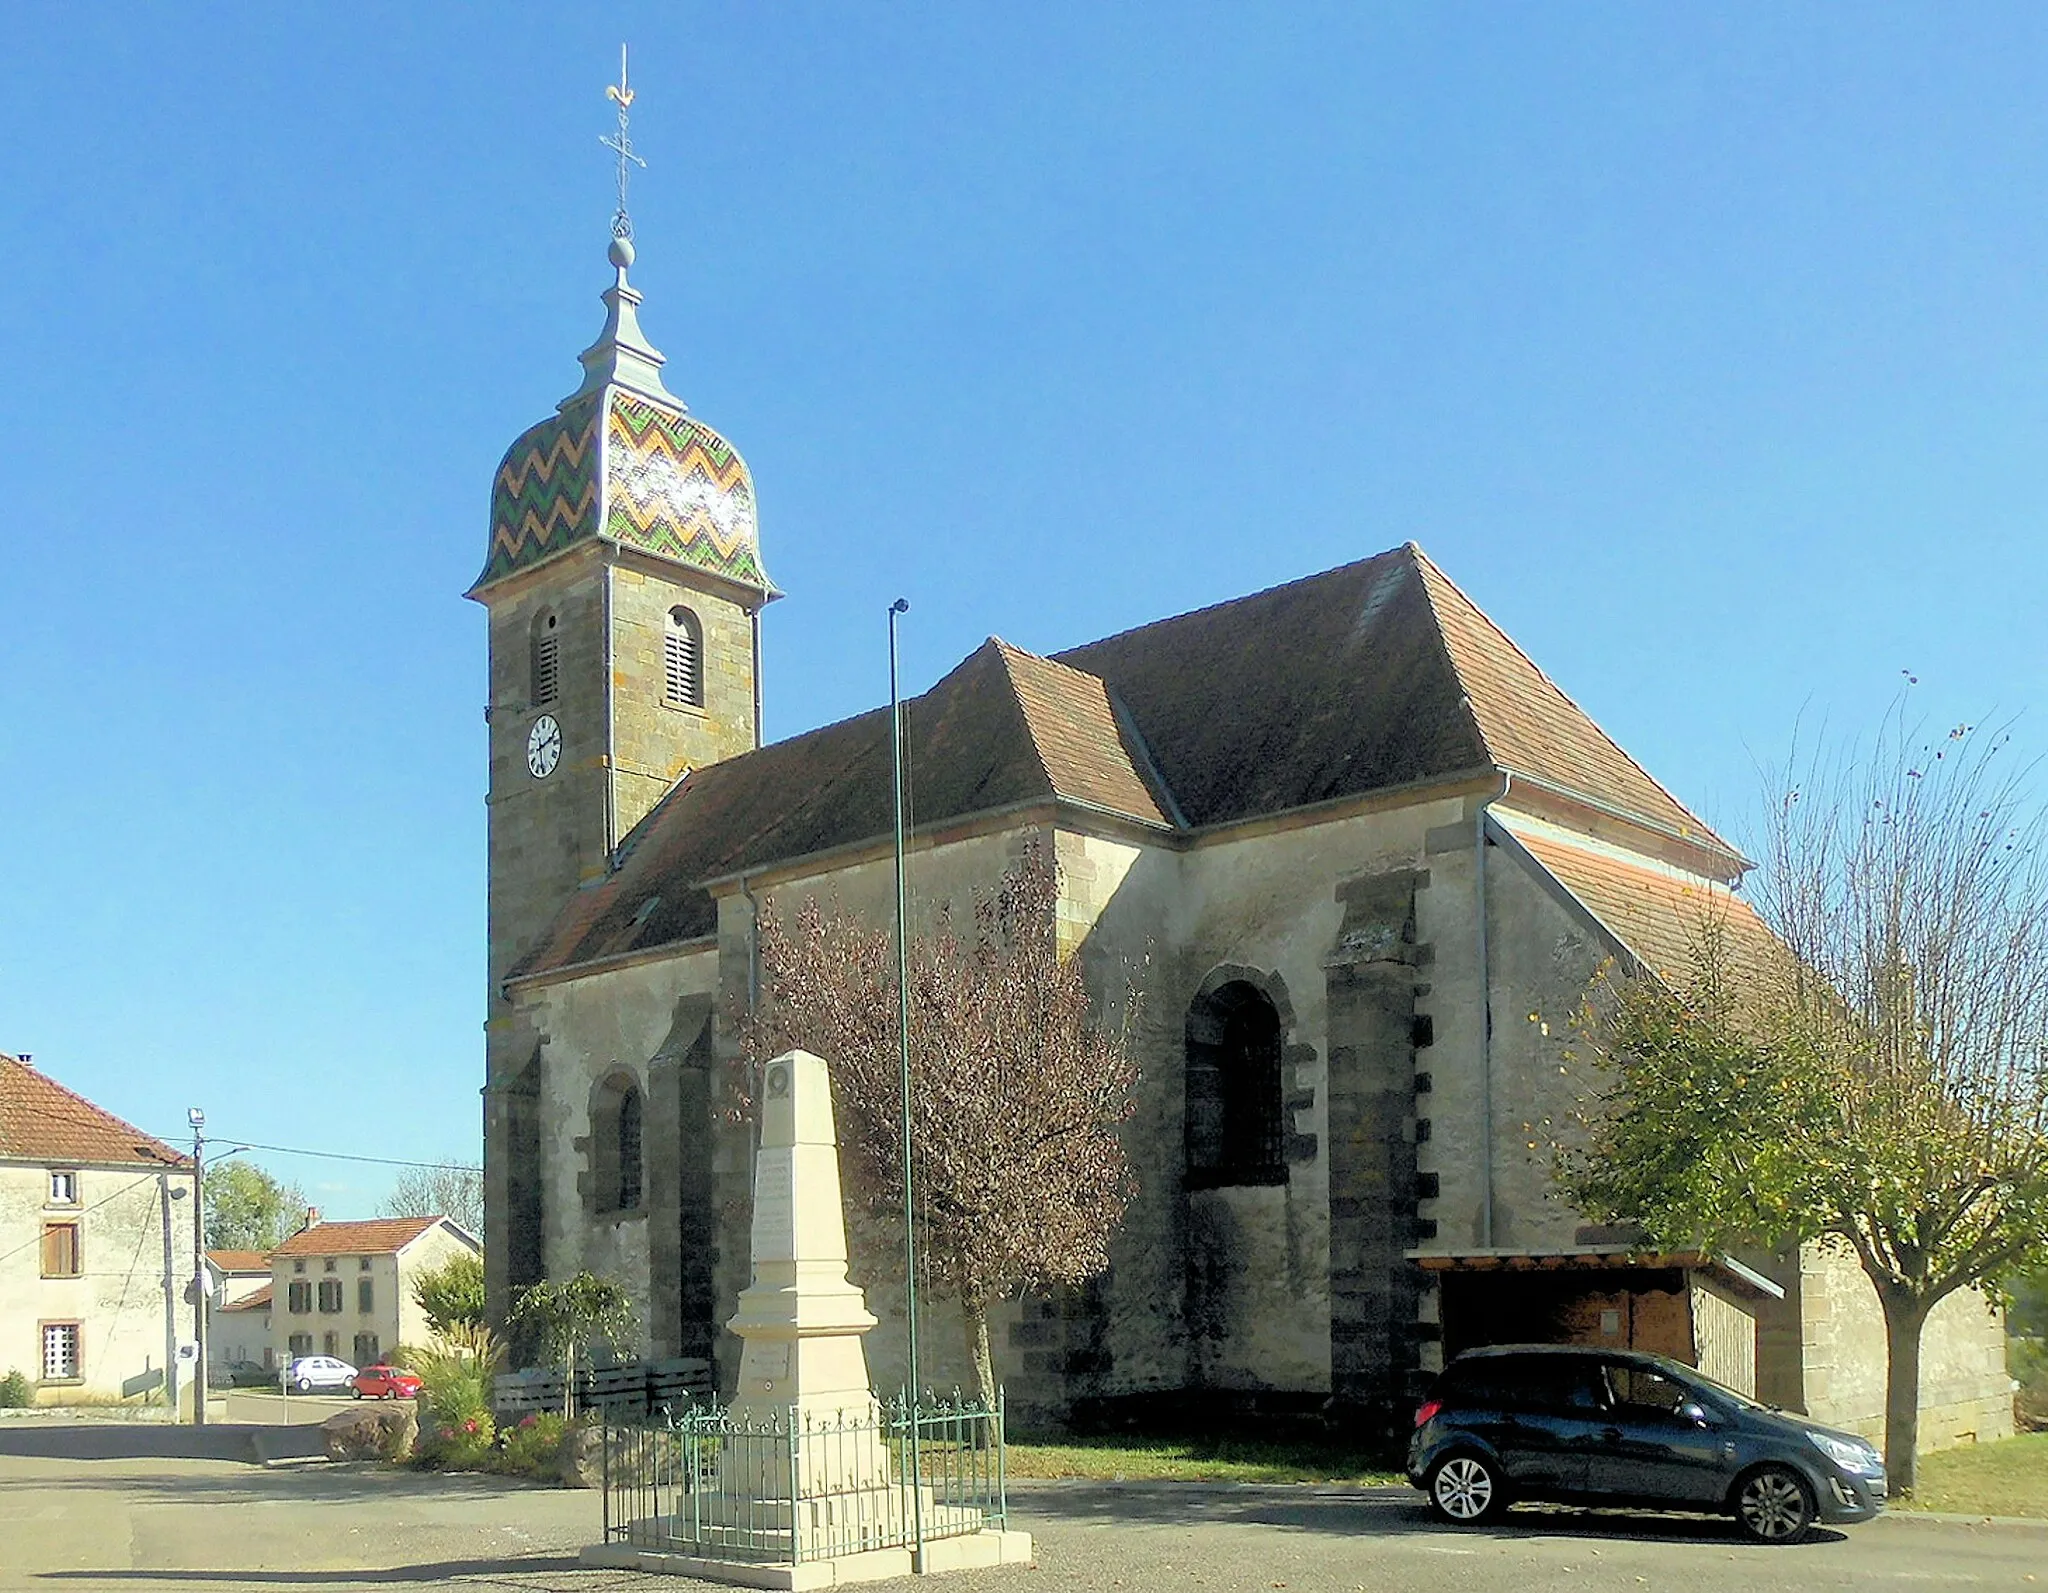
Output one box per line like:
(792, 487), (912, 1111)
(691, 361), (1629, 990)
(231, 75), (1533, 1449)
(204, 1138), (481, 1173)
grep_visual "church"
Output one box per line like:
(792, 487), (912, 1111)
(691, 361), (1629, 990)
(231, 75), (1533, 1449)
(471, 225), (2012, 1448)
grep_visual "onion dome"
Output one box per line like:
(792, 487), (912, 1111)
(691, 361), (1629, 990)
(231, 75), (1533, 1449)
(471, 235), (774, 597)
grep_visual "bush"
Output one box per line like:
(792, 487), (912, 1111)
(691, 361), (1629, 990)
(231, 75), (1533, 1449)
(416, 1411), (496, 1470)
(0, 1370), (31, 1408)
(498, 1411), (570, 1477)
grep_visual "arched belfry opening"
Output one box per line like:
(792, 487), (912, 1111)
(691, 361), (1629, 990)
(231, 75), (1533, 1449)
(1185, 977), (1287, 1188)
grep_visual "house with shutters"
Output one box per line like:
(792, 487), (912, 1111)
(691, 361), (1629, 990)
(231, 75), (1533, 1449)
(0, 1053), (195, 1403)
(267, 1216), (479, 1371)
(475, 228), (2014, 1451)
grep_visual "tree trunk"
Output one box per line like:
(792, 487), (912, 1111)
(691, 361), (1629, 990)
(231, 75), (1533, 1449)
(964, 1302), (997, 1415)
(564, 1340), (577, 1422)
(1878, 1287), (1929, 1496)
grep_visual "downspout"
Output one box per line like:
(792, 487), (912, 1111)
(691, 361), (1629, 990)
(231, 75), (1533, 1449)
(1475, 773), (1511, 1249)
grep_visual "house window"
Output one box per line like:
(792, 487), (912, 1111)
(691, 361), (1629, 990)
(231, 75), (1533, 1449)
(1184, 978), (1287, 1187)
(41, 1323), (81, 1381)
(618, 1086), (644, 1211)
(293, 1260), (306, 1274)
(664, 606), (703, 708)
(359, 1257), (372, 1272)
(353, 1333), (380, 1365)
(322, 1332), (338, 1356)
(288, 1332), (312, 1357)
(47, 1170), (78, 1206)
(532, 611), (560, 706)
(317, 1280), (343, 1313)
(357, 1279), (374, 1314)
(286, 1281), (311, 1314)
(323, 1258), (337, 1273)
(40, 1223), (81, 1278)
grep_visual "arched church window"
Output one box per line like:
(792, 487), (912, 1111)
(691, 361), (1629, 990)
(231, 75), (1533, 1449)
(664, 606), (703, 708)
(1184, 979), (1286, 1187)
(588, 1070), (645, 1216)
(531, 611), (560, 707)
(616, 1085), (643, 1212)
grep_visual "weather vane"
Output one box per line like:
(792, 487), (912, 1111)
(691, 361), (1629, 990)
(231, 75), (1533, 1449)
(601, 43), (646, 241)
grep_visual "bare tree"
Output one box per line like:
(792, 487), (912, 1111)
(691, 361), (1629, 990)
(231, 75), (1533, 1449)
(740, 841), (1142, 1411)
(1561, 708), (2048, 1492)
(379, 1159), (484, 1240)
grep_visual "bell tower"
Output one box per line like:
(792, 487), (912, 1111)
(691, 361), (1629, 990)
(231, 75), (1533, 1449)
(472, 51), (778, 1329)
(467, 222), (776, 1001)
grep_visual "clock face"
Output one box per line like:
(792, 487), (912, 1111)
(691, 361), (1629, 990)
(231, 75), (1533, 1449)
(526, 714), (562, 779)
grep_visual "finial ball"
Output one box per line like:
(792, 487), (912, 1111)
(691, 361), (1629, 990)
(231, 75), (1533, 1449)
(608, 234), (636, 271)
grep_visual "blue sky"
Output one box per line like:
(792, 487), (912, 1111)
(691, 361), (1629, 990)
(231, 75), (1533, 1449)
(3, 6), (2044, 1216)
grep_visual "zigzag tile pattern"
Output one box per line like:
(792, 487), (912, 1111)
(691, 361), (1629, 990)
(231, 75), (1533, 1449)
(604, 393), (765, 586)
(477, 396), (601, 587)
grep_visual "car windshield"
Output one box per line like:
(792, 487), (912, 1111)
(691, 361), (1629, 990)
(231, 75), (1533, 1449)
(1642, 1354), (1770, 1412)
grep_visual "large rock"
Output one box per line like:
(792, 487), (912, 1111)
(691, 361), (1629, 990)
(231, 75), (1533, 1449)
(321, 1403), (417, 1462)
(556, 1422), (605, 1488)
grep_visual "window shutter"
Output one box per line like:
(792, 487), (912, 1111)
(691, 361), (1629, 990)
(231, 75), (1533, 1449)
(534, 632), (560, 705)
(41, 1223), (79, 1277)
(665, 609), (702, 707)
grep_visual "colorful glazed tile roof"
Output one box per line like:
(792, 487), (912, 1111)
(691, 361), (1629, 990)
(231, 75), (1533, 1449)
(0, 1053), (186, 1168)
(474, 389), (766, 593)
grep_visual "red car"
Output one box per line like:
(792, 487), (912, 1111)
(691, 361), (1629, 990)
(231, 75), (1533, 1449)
(350, 1365), (422, 1400)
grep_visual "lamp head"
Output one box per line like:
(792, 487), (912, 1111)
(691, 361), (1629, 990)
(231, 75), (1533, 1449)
(187, 1107), (205, 1130)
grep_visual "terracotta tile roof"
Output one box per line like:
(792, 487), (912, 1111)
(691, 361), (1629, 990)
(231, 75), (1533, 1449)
(1504, 821), (1783, 992)
(0, 1054), (186, 1168)
(996, 643), (1177, 827)
(271, 1217), (444, 1258)
(222, 1282), (273, 1311)
(1056, 546), (1490, 826)
(519, 544), (1735, 980)
(206, 1250), (271, 1273)
(521, 639), (1174, 977)
(1409, 551), (1727, 852)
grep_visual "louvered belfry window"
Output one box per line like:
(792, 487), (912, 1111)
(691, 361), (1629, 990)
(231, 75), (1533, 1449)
(665, 606), (703, 708)
(532, 612), (560, 706)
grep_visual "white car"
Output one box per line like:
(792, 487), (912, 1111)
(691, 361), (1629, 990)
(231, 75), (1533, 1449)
(284, 1355), (357, 1393)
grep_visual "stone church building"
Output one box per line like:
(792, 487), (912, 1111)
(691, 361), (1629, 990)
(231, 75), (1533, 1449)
(472, 232), (2012, 1446)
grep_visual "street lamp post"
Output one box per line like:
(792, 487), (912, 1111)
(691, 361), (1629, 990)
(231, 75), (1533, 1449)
(188, 1107), (207, 1427)
(888, 596), (925, 1568)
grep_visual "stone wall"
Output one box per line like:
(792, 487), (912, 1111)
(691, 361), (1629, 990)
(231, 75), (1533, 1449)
(1795, 1243), (2013, 1451)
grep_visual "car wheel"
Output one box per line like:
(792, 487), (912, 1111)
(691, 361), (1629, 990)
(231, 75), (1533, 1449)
(351, 1385), (362, 1400)
(297, 1378), (312, 1393)
(1427, 1453), (1507, 1525)
(1735, 1465), (1816, 1545)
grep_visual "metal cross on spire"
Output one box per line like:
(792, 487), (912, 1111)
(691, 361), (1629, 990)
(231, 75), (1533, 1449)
(601, 43), (646, 241)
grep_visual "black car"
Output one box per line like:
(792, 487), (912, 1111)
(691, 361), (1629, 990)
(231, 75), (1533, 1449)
(1407, 1345), (1887, 1543)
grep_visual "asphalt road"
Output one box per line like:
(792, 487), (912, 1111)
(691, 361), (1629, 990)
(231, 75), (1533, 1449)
(0, 1450), (2041, 1591)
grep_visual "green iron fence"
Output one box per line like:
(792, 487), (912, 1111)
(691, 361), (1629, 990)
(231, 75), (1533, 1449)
(601, 1391), (1008, 1564)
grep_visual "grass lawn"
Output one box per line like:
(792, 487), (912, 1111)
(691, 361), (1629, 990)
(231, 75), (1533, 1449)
(1895, 1431), (2048, 1518)
(1005, 1435), (1403, 1487)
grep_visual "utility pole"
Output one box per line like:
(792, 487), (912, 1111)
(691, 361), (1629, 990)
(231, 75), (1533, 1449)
(157, 1172), (179, 1415)
(188, 1107), (207, 1427)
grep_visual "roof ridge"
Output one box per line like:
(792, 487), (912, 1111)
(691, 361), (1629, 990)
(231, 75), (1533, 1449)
(989, 640), (1073, 797)
(1401, 543), (1500, 771)
(1050, 550), (1403, 663)
(1406, 545), (1731, 854)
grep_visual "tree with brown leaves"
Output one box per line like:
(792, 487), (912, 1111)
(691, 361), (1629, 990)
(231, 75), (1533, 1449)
(740, 841), (1141, 1411)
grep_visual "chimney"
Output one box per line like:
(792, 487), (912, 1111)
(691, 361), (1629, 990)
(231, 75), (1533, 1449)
(301, 1207), (320, 1232)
